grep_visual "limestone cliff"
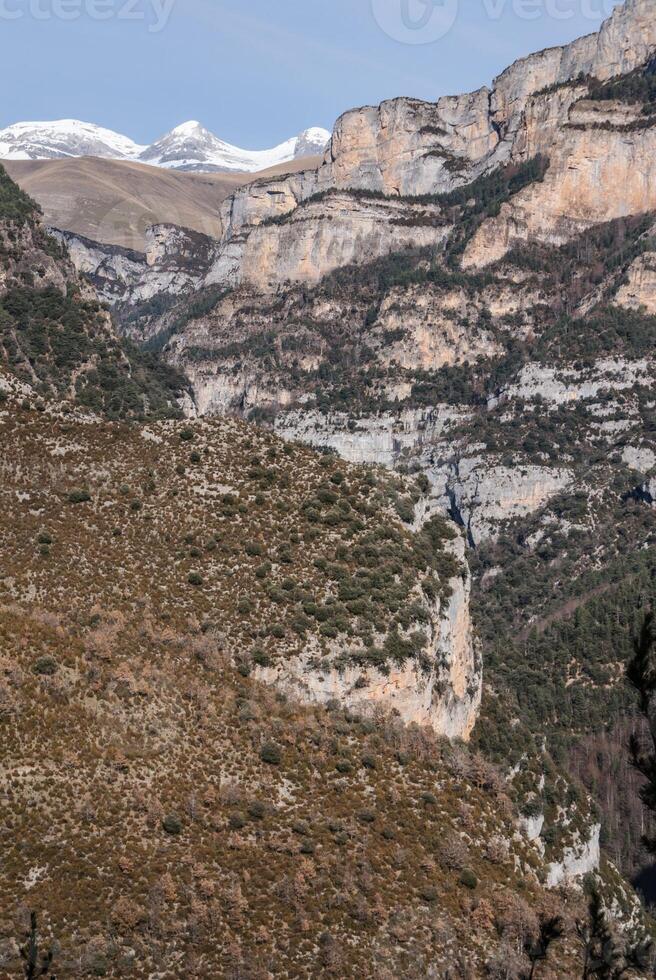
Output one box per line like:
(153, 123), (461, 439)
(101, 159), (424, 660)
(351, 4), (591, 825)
(615, 250), (656, 313)
(51, 224), (221, 328)
(173, 0), (656, 290)
(463, 111), (656, 268)
(58, 2), (656, 297)
(255, 536), (482, 740)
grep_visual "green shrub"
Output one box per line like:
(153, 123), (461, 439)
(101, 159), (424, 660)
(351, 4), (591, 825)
(188, 572), (203, 586)
(33, 656), (58, 676)
(245, 541), (265, 557)
(252, 649), (271, 668)
(260, 741), (282, 765)
(162, 814), (182, 835)
(69, 489), (91, 504)
(459, 869), (478, 890)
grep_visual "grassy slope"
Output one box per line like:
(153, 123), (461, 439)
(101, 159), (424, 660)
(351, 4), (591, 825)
(4, 155), (323, 250)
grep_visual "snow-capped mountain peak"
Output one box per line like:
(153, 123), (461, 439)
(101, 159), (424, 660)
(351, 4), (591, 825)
(0, 119), (146, 162)
(0, 118), (331, 174)
(170, 120), (204, 135)
(140, 121), (331, 174)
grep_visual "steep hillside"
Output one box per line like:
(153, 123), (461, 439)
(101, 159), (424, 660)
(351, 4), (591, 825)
(69, 0), (656, 892)
(0, 164), (187, 418)
(0, 374), (630, 979)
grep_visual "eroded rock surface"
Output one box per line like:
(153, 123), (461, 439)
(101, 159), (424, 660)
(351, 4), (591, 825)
(255, 537), (482, 740)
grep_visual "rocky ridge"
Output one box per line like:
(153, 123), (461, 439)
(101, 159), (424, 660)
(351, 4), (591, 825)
(111, 0), (656, 294)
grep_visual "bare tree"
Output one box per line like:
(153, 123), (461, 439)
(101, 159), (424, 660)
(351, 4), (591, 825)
(20, 912), (55, 980)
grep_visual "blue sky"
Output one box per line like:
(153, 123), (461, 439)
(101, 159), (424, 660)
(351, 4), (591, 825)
(2, 0), (622, 145)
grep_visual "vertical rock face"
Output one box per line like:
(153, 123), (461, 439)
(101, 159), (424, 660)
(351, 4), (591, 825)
(274, 407), (469, 467)
(615, 250), (656, 313)
(546, 824), (602, 888)
(57, 1), (656, 294)
(445, 459), (574, 546)
(463, 121), (656, 269)
(254, 537), (482, 741)
(237, 194), (450, 291)
(51, 224), (221, 314)
(176, 0), (656, 292)
(316, 92), (497, 197)
(492, 0), (656, 131)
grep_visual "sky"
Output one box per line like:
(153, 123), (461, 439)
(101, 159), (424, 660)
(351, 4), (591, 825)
(1, 0), (624, 146)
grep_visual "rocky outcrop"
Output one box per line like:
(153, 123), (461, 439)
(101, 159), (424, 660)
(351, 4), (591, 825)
(521, 812), (545, 843)
(463, 121), (656, 269)
(622, 445), (656, 473)
(237, 194), (450, 291)
(374, 284), (502, 372)
(491, 0), (656, 135)
(315, 91), (497, 197)
(187, 365), (296, 418)
(254, 537), (482, 740)
(546, 824), (602, 888)
(636, 476), (656, 504)
(50, 228), (147, 306)
(51, 224), (224, 337)
(275, 406), (467, 467)
(444, 458), (574, 546)
(0, 220), (84, 299)
(615, 251), (656, 314)
(495, 359), (652, 408)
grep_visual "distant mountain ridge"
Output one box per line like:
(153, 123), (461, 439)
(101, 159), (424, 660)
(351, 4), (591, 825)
(0, 118), (331, 174)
